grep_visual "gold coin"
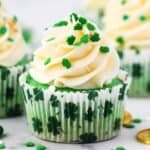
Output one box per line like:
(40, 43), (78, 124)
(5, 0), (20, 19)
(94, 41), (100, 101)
(123, 111), (132, 125)
(136, 129), (150, 145)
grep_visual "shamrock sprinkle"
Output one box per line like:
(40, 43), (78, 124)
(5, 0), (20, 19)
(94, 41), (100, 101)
(99, 46), (110, 53)
(44, 57), (51, 65)
(74, 23), (83, 30)
(90, 32), (100, 42)
(139, 15), (147, 22)
(87, 23), (96, 31)
(25, 141), (35, 147)
(66, 35), (76, 45)
(47, 37), (55, 42)
(70, 13), (78, 22)
(80, 34), (89, 43)
(36, 145), (46, 150)
(0, 26), (7, 35)
(8, 37), (14, 42)
(123, 14), (129, 20)
(79, 17), (87, 24)
(62, 58), (72, 69)
(53, 21), (68, 27)
(116, 36), (125, 45)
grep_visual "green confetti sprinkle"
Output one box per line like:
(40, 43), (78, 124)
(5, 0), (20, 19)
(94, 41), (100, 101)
(99, 46), (110, 53)
(123, 124), (135, 129)
(87, 23), (96, 31)
(121, 0), (127, 5)
(0, 143), (5, 149)
(70, 13), (78, 22)
(7, 37), (14, 42)
(24, 141), (35, 147)
(132, 118), (142, 123)
(66, 35), (76, 45)
(90, 32), (100, 42)
(74, 23), (83, 30)
(116, 36), (125, 45)
(53, 21), (68, 27)
(75, 34), (89, 46)
(79, 17), (87, 24)
(22, 27), (33, 44)
(47, 37), (55, 42)
(0, 125), (4, 137)
(0, 26), (7, 35)
(139, 15), (147, 22)
(62, 58), (72, 69)
(13, 15), (18, 22)
(36, 145), (46, 150)
(116, 146), (126, 150)
(123, 14), (129, 20)
(44, 57), (51, 65)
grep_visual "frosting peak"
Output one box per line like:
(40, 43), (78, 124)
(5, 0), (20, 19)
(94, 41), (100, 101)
(30, 13), (120, 89)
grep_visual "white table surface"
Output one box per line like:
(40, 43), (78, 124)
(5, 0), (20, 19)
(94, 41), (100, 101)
(0, 98), (150, 150)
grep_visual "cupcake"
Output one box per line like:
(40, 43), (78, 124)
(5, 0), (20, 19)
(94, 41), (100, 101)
(0, 13), (30, 117)
(105, 0), (150, 97)
(20, 13), (130, 143)
(81, 0), (109, 28)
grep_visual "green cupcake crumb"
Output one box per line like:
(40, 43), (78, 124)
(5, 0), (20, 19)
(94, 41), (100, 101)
(36, 145), (46, 150)
(0, 125), (4, 137)
(132, 118), (142, 124)
(24, 141), (35, 147)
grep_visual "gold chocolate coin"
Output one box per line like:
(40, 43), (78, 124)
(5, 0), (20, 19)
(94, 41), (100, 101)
(136, 129), (150, 145)
(123, 111), (132, 125)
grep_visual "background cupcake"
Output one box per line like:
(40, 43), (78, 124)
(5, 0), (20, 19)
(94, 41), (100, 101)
(81, 0), (109, 29)
(105, 0), (150, 97)
(0, 10), (30, 117)
(20, 13), (130, 143)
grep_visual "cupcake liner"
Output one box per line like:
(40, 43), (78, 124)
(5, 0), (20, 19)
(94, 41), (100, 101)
(20, 71), (130, 143)
(0, 65), (27, 118)
(120, 51), (150, 97)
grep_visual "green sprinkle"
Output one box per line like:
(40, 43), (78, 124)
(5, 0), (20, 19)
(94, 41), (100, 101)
(66, 35), (76, 45)
(44, 57), (51, 65)
(121, 0), (127, 5)
(47, 37), (55, 42)
(0, 26), (7, 35)
(70, 13), (78, 22)
(13, 15), (18, 22)
(123, 14), (129, 20)
(139, 15), (147, 21)
(25, 141), (35, 147)
(22, 27), (33, 44)
(53, 21), (68, 27)
(132, 118), (142, 123)
(80, 34), (89, 43)
(116, 36), (125, 45)
(79, 17), (87, 24)
(0, 143), (5, 149)
(7, 37), (14, 42)
(0, 125), (4, 137)
(99, 46), (110, 53)
(62, 58), (72, 69)
(74, 23), (83, 30)
(87, 23), (96, 31)
(90, 32), (100, 42)
(123, 124), (135, 129)
(116, 146), (126, 150)
(36, 145), (46, 150)
(117, 49), (124, 59)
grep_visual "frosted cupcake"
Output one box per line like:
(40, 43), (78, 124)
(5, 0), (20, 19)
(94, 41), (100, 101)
(105, 0), (150, 97)
(20, 13), (130, 143)
(81, 0), (109, 28)
(0, 14), (30, 117)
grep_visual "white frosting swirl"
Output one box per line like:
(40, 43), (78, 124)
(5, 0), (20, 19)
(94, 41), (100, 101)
(0, 15), (26, 66)
(105, 0), (150, 49)
(30, 14), (120, 89)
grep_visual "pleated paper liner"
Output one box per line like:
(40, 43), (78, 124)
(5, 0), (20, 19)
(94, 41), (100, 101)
(119, 50), (150, 97)
(20, 71), (130, 143)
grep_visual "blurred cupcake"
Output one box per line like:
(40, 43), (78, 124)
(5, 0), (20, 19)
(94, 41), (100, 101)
(20, 13), (130, 143)
(105, 0), (150, 97)
(82, 0), (109, 28)
(0, 12), (30, 117)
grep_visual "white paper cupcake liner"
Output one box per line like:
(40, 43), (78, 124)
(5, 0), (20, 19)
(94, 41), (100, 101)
(20, 71), (130, 143)
(120, 51), (150, 97)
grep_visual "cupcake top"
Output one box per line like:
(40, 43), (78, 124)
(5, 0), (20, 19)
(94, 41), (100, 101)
(30, 13), (120, 89)
(105, 0), (150, 50)
(0, 15), (27, 67)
